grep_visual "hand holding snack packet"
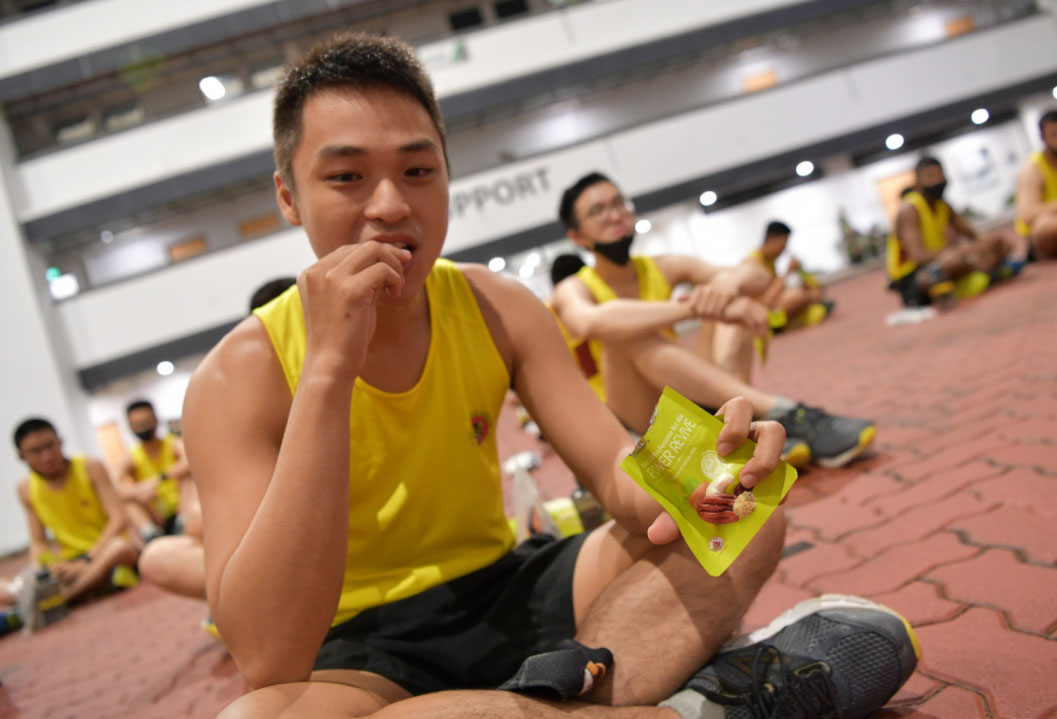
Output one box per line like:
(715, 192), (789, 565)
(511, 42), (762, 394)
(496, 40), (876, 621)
(622, 387), (797, 576)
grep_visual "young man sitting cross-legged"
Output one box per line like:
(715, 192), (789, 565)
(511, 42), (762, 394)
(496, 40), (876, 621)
(184, 33), (918, 719)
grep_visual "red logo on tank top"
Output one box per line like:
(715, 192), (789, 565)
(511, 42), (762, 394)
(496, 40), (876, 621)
(471, 414), (490, 445)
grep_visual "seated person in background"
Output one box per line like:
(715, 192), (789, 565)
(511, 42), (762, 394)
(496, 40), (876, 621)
(4, 418), (138, 606)
(549, 253), (604, 396)
(1015, 109), (1057, 260)
(888, 156), (1010, 307)
(139, 277), (298, 601)
(185, 34), (914, 717)
(745, 220), (832, 329)
(116, 399), (194, 541)
(551, 172), (876, 468)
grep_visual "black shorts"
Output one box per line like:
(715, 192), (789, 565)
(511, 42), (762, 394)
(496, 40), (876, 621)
(313, 532), (588, 695)
(889, 269), (929, 307)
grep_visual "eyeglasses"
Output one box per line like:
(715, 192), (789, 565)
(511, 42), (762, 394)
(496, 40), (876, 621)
(580, 195), (634, 222)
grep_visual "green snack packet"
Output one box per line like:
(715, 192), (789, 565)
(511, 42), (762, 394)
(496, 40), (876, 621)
(620, 387), (798, 577)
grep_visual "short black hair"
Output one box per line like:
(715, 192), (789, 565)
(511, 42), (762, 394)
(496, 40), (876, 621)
(250, 277), (297, 313)
(1039, 110), (1057, 134)
(900, 185), (915, 198)
(559, 172), (614, 230)
(273, 33), (447, 187)
(13, 417), (56, 450)
(126, 399), (154, 416)
(915, 156), (943, 173)
(765, 221), (792, 237)
(550, 254), (586, 286)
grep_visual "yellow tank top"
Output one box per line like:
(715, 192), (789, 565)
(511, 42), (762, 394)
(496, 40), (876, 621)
(1016, 151), (1057, 236)
(254, 258), (515, 626)
(28, 456), (107, 561)
(747, 249), (777, 278)
(130, 435), (181, 518)
(887, 191), (950, 280)
(573, 256), (673, 401)
(549, 305), (605, 402)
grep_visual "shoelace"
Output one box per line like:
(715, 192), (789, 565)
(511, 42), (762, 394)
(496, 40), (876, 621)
(744, 645), (839, 719)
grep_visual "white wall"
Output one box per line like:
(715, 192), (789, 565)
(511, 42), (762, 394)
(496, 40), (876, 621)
(0, 123), (89, 555)
(0, 0), (274, 80)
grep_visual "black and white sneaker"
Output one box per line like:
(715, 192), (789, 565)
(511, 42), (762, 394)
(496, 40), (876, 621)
(774, 405), (876, 468)
(663, 594), (920, 719)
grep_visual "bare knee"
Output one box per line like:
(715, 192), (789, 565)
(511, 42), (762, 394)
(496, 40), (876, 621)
(219, 680), (390, 719)
(1032, 217), (1057, 259)
(138, 537), (191, 590)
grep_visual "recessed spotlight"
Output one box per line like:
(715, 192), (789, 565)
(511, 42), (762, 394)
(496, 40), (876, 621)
(795, 160), (815, 177)
(198, 76), (226, 101)
(518, 264), (534, 279)
(699, 190), (718, 207)
(525, 250), (542, 267)
(885, 133), (905, 151)
(156, 361), (175, 376)
(100, 230), (114, 244)
(488, 257), (506, 272)
(635, 219), (652, 234)
(1052, 85), (1057, 100)
(971, 108), (990, 125)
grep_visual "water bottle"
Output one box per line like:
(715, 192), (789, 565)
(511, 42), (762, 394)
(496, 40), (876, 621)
(25, 569), (68, 632)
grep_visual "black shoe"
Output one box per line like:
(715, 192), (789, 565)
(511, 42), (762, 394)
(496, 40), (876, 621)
(670, 595), (920, 719)
(774, 405), (875, 468)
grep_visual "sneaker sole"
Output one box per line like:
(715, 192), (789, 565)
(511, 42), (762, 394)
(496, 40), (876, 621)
(814, 424), (876, 469)
(781, 442), (812, 469)
(722, 593), (922, 664)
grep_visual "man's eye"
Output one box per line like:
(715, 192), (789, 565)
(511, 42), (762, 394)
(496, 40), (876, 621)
(406, 167), (434, 178)
(329, 172), (359, 182)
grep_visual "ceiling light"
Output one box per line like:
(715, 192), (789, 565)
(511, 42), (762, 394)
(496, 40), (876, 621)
(198, 76), (226, 101)
(1052, 86), (1057, 100)
(488, 257), (506, 272)
(970, 108), (989, 125)
(699, 190), (718, 207)
(635, 219), (652, 234)
(156, 361), (175, 376)
(48, 273), (79, 301)
(518, 264), (534, 279)
(795, 160), (815, 177)
(885, 133), (905, 151)
(100, 230), (114, 244)
(525, 250), (542, 266)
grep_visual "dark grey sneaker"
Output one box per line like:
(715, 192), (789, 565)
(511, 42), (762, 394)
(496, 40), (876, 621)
(774, 405), (876, 468)
(666, 595), (920, 719)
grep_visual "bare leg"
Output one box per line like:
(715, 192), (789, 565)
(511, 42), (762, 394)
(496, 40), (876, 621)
(60, 536), (139, 601)
(603, 334), (778, 433)
(775, 286), (812, 317)
(710, 322), (754, 384)
(138, 535), (206, 598)
(1032, 212), (1057, 259)
(221, 511), (785, 718)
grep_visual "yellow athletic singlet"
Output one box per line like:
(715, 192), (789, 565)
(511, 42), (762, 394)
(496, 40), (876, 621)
(130, 435), (180, 518)
(747, 249), (777, 278)
(28, 456), (107, 561)
(549, 305), (605, 402)
(887, 191), (951, 280)
(254, 258), (515, 626)
(573, 256), (673, 401)
(1016, 151), (1057, 236)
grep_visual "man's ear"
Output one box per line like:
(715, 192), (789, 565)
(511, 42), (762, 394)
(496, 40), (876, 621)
(275, 171), (302, 227)
(566, 227), (591, 250)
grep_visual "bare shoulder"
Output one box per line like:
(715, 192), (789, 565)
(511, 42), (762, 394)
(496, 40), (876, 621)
(16, 478), (30, 502)
(184, 316), (289, 451)
(458, 262), (554, 368)
(83, 457), (108, 478)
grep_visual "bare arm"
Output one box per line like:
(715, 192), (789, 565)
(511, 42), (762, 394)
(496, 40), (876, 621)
(165, 437), (192, 481)
(552, 276), (694, 343)
(655, 254), (771, 297)
(1014, 161), (1057, 226)
(895, 203), (934, 264)
(186, 241), (407, 689)
(84, 459), (129, 555)
(949, 208), (978, 242)
(17, 481), (51, 567)
(469, 267), (783, 539)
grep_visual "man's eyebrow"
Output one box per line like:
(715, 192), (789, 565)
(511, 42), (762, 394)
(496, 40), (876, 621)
(399, 139), (441, 154)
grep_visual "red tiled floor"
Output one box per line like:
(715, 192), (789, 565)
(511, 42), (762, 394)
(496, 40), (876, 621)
(2, 263), (1056, 717)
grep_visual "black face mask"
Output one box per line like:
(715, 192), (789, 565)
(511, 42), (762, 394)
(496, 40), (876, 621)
(134, 427), (157, 442)
(593, 233), (634, 266)
(922, 182), (947, 201)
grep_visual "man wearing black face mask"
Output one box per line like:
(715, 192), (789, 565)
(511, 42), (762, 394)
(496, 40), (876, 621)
(552, 172), (877, 469)
(888, 156), (1009, 307)
(116, 399), (194, 541)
